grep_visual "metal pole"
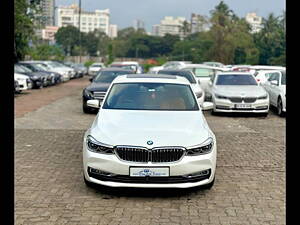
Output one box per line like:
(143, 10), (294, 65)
(78, 0), (82, 63)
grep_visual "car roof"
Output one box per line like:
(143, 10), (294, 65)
(112, 74), (190, 84)
(216, 72), (254, 76)
(99, 67), (133, 72)
(183, 64), (223, 70)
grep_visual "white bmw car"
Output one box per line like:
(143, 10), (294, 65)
(209, 72), (270, 115)
(263, 70), (286, 116)
(83, 74), (217, 189)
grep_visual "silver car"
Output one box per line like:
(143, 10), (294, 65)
(209, 72), (269, 116)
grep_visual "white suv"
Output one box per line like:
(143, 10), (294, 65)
(83, 74), (217, 189)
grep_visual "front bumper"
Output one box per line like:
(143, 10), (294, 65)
(83, 139), (217, 188)
(213, 98), (269, 113)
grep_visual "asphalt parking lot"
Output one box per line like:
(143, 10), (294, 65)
(15, 76), (285, 225)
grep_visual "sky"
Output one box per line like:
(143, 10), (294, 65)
(55, 0), (285, 32)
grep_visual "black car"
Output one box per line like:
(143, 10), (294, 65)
(82, 68), (135, 113)
(18, 62), (62, 85)
(14, 64), (46, 88)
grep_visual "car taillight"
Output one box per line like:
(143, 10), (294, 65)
(256, 79), (260, 82)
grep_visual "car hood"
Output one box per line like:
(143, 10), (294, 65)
(213, 85), (267, 97)
(89, 110), (211, 148)
(86, 82), (111, 92)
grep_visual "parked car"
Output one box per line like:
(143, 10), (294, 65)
(209, 72), (269, 116)
(51, 61), (77, 79)
(202, 62), (225, 68)
(14, 73), (32, 91)
(181, 64), (226, 100)
(18, 62), (62, 84)
(14, 80), (20, 93)
(88, 63), (105, 76)
(65, 62), (86, 77)
(14, 64), (46, 88)
(149, 61), (192, 74)
(111, 61), (143, 74)
(109, 63), (139, 73)
(157, 69), (205, 107)
(262, 70), (286, 116)
(30, 61), (72, 81)
(253, 70), (277, 84)
(83, 74), (216, 189)
(82, 68), (135, 113)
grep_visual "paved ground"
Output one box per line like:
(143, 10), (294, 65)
(15, 77), (286, 225)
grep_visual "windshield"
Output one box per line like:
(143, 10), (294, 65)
(103, 83), (199, 111)
(192, 68), (214, 78)
(93, 70), (134, 83)
(158, 71), (196, 84)
(281, 71), (286, 85)
(216, 74), (257, 85)
(91, 64), (103, 68)
(14, 65), (27, 73)
(110, 64), (137, 71)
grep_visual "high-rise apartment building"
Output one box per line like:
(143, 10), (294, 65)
(245, 12), (263, 33)
(56, 4), (110, 35)
(152, 16), (187, 38)
(39, 0), (55, 26)
(134, 19), (145, 30)
(190, 13), (210, 33)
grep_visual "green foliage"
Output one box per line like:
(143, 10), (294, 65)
(14, 0), (35, 62)
(55, 26), (81, 56)
(28, 44), (65, 61)
(84, 61), (95, 68)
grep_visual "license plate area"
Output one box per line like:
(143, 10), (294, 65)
(130, 167), (170, 177)
(235, 104), (252, 109)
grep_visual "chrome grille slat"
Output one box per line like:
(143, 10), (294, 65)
(93, 91), (106, 100)
(115, 146), (185, 163)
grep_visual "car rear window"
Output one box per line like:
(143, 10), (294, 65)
(94, 71), (134, 83)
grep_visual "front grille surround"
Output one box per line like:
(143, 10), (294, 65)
(115, 146), (186, 163)
(93, 91), (106, 100)
(229, 96), (257, 103)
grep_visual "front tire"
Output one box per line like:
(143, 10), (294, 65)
(277, 97), (284, 117)
(83, 103), (92, 114)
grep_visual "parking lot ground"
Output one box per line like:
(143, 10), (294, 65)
(15, 77), (286, 225)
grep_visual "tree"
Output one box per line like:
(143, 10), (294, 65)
(14, 0), (35, 62)
(253, 12), (286, 65)
(54, 26), (80, 56)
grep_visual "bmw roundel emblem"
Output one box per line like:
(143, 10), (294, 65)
(147, 140), (153, 145)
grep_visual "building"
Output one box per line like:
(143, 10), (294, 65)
(190, 13), (210, 33)
(109, 24), (118, 39)
(56, 4), (110, 35)
(41, 26), (59, 42)
(38, 0), (55, 26)
(245, 12), (263, 33)
(134, 19), (145, 30)
(152, 16), (187, 39)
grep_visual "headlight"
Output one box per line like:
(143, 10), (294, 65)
(32, 75), (39, 80)
(257, 94), (268, 100)
(86, 135), (114, 154)
(195, 91), (203, 98)
(84, 89), (93, 98)
(215, 94), (228, 99)
(186, 138), (214, 156)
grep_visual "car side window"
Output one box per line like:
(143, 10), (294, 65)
(268, 73), (280, 85)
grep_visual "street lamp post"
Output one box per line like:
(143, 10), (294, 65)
(78, 0), (82, 63)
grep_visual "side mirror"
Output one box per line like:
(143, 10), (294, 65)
(89, 78), (93, 82)
(202, 102), (214, 111)
(87, 99), (100, 108)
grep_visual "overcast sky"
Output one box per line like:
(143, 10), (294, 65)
(55, 0), (285, 32)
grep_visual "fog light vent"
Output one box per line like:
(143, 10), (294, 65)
(89, 167), (115, 177)
(185, 169), (211, 178)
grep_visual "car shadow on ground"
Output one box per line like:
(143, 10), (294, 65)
(87, 184), (209, 198)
